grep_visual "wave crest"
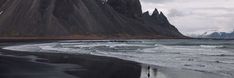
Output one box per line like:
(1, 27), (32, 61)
(200, 45), (224, 48)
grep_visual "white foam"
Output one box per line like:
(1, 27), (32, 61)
(200, 45), (224, 48)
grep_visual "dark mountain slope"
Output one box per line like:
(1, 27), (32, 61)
(107, 0), (142, 18)
(0, 0), (185, 39)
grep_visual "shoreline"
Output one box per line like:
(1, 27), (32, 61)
(0, 41), (231, 78)
(0, 42), (142, 78)
(0, 35), (190, 42)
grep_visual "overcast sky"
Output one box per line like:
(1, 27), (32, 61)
(140, 0), (234, 35)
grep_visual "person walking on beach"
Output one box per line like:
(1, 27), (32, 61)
(148, 66), (150, 78)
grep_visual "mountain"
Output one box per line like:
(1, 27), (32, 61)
(0, 0), (185, 39)
(204, 31), (234, 39)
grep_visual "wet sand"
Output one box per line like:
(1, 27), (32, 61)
(0, 42), (142, 78)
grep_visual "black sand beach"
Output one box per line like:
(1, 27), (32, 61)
(1, 40), (231, 78)
(0, 41), (142, 78)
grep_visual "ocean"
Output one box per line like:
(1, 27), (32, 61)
(3, 39), (234, 78)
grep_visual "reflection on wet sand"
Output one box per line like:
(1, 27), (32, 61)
(140, 66), (167, 78)
(139, 65), (229, 78)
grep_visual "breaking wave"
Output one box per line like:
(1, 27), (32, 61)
(200, 45), (225, 48)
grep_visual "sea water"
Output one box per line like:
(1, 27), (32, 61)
(3, 39), (234, 78)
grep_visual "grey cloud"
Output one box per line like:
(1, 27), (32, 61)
(192, 7), (234, 12)
(211, 13), (234, 17)
(188, 8), (234, 18)
(168, 9), (192, 17)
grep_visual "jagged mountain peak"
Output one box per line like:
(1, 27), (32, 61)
(158, 12), (170, 24)
(142, 11), (150, 17)
(152, 8), (159, 16)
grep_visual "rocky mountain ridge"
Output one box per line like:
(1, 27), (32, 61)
(0, 0), (185, 39)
